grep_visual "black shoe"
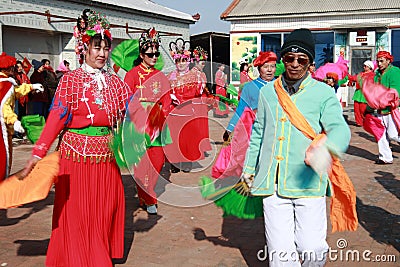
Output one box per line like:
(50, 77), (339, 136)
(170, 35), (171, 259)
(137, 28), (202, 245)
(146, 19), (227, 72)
(181, 162), (192, 173)
(375, 159), (393, 165)
(170, 164), (180, 173)
(182, 167), (192, 173)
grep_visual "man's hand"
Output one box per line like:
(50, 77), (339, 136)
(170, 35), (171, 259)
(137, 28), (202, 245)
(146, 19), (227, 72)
(240, 173), (254, 189)
(305, 135), (332, 175)
(13, 120), (25, 133)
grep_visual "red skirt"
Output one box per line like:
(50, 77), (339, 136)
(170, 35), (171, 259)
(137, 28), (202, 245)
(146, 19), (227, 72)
(164, 102), (205, 162)
(46, 133), (124, 267)
(192, 98), (212, 152)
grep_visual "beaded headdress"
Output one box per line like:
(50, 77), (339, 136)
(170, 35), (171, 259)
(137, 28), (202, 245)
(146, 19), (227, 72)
(169, 38), (191, 60)
(192, 46), (208, 62)
(74, 9), (112, 64)
(139, 28), (161, 51)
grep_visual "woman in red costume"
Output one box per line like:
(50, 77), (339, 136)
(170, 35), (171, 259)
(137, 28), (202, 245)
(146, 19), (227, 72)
(240, 62), (252, 84)
(22, 9), (130, 266)
(124, 28), (172, 215)
(214, 63), (230, 117)
(190, 46), (212, 156)
(164, 39), (204, 173)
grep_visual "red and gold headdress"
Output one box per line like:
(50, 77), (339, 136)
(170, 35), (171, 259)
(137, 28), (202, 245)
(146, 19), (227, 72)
(139, 28), (160, 51)
(192, 46), (208, 62)
(74, 9), (112, 63)
(169, 38), (191, 61)
(0, 52), (16, 69)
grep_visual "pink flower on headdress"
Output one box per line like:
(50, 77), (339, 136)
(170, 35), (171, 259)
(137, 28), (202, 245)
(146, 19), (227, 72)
(93, 24), (102, 33)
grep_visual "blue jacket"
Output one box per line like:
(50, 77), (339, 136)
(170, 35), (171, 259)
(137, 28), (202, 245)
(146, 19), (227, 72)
(226, 78), (272, 132)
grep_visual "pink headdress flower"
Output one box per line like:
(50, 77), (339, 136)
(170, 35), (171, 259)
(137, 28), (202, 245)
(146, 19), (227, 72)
(74, 9), (112, 64)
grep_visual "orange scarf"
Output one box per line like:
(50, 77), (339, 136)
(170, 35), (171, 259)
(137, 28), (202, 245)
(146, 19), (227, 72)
(274, 77), (358, 233)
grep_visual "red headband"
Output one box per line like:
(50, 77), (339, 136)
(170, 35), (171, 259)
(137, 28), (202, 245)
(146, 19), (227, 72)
(253, 51), (277, 67)
(376, 51), (394, 62)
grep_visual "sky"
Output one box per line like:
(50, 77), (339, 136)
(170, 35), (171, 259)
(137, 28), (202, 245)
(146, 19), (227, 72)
(152, 0), (232, 35)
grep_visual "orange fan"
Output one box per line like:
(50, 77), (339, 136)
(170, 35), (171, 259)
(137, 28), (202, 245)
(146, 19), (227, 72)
(0, 151), (59, 209)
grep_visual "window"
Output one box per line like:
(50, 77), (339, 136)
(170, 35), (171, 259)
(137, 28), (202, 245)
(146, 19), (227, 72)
(391, 29), (400, 68)
(312, 32), (334, 68)
(261, 33), (282, 58)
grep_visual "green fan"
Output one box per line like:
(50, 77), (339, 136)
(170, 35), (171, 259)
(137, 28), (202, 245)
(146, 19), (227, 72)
(110, 115), (147, 169)
(216, 94), (239, 107)
(226, 84), (238, 96)
(199, 176), (264, 219)
(111, 39), (164, 71)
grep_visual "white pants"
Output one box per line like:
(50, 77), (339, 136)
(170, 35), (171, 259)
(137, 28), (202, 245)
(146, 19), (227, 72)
(263, 192), (328, 267)
(377, 113), (400, 163)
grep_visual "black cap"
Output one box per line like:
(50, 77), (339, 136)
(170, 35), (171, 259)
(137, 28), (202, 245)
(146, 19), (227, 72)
(281, 29), (315, 62)
(32, 59), (44, 71)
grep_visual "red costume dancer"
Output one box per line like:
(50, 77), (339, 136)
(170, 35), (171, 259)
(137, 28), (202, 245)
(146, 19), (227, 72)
(124, 28), (172, 215)
(164, 39), (204, 173)
(191, 46), (212, 154)
(214, 64), (230, 117)
(350, 60), (375, 126)
(240, 62), (252, 84)
(23, 10), (129, 266)
(0, 72), (14, 181)
(14, 60), (31, 119)
(0, 53), (41, 175)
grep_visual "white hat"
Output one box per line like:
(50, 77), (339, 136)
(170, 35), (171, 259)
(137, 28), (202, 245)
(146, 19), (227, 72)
(363, 60), (374, 70)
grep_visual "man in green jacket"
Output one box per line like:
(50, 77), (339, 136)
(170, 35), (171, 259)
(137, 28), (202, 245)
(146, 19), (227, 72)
(242, 29), (351, 266)
(373, 51), (400, 164)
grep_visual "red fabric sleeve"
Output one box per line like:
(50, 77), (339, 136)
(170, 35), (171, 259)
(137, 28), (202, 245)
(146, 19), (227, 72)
(32, 85), (69, 158)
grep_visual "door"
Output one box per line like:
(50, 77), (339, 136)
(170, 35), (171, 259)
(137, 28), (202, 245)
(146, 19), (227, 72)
(349, 47), (374, 75)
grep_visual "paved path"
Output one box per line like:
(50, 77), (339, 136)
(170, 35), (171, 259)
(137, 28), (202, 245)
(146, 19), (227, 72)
(0, 107), (399, 266)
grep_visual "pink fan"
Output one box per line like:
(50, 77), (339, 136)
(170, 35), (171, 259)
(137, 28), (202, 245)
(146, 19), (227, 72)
(362, 78), (399, 110)
(312, 56), (349, 81)
(362, 78), (400, 132)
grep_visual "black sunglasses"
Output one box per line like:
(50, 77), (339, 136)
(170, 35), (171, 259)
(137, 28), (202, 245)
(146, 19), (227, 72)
(144, 52), (160, 58)
(282, 55), (309, 66)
